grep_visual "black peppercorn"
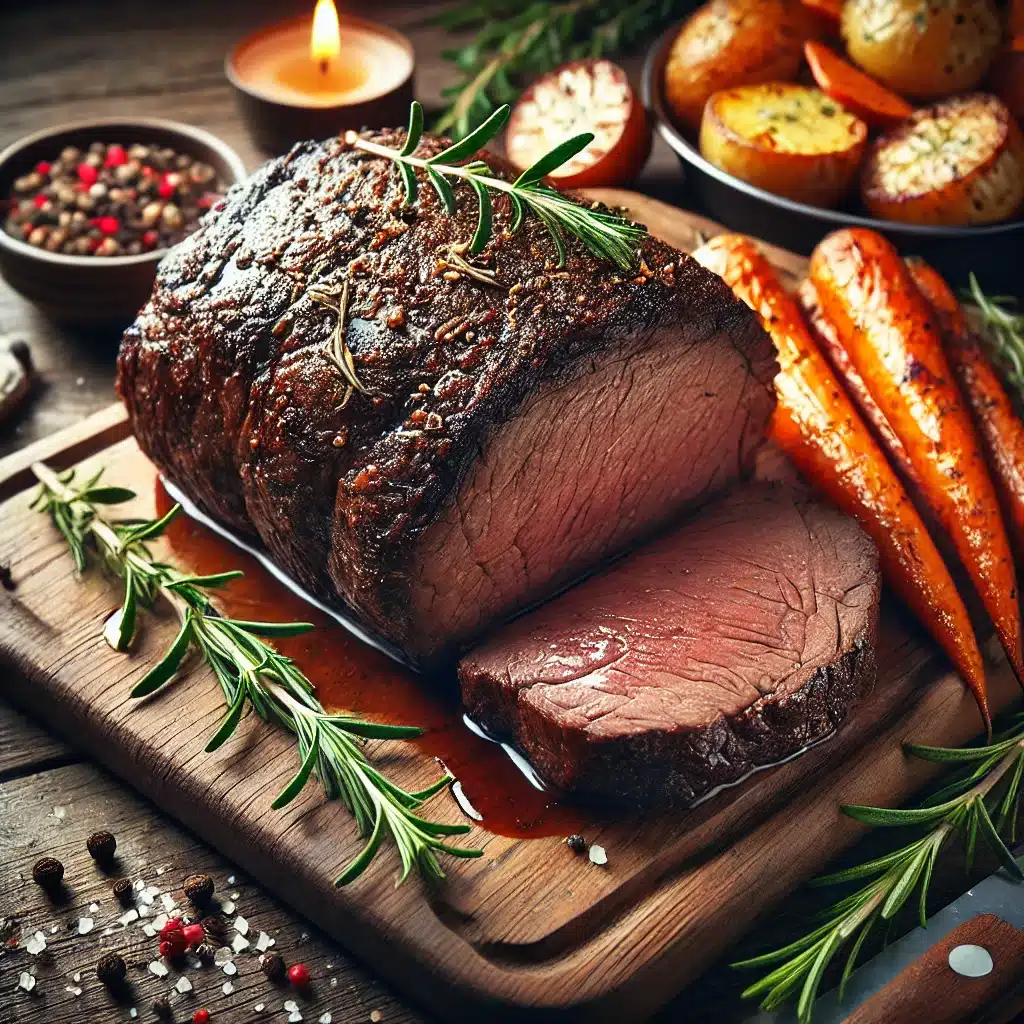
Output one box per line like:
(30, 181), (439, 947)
(87, 830), (117, 863)
(183, 873), (214, 905)
(0, 562), (13, 591)
(199, 914), (225, 942)
(113, 877), (133, 903)
(566, 834), (587, 854)
(152, 995), (171, 1017)
(195, 942), (217, 966)
(96, 952), (127, 986)
(260, 951), (287, 983)
(32, 856), (64, 888)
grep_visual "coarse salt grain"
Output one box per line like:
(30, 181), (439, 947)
(129, 1010), (137, 1019)
(284, 1002), (299, 1013)
(133, 879), (146, 892)
(231, 933), (250, 953)
(52, 806), (66, 819)
(119, 909), (139, 926)
(255, 931), (274, 952)
(152, 913), (168, 930)
(88, 902), (99, 913)
(18, 972), (35, 992)
(371, 1012), (382, 1023)
(320, 1014), (333, 1023)
(138, 888), (155, 906)
(25, 932), (46, 955)
(288, 1014), (303, 1023)
(142, 924), (157, 938)
(330, 978), (337, 988)
(233, 915), (249, 935)
(160, 893), (176, 912)
(254, 1004), (265, 1013)
(214, 946), (233, 965)
(65, 985), (82, 997)
(77, 918), (94, 935)
(148, 961), (169, 978)
(175, 976), (193, 994)
(222, 981), (235, 995)
(73, 973), (81, 983)
(222, 962), (237, 976)
(588, 844), (608, 866)
(227, 875), (236, 885)
(220, 899), (235, 915)
(138, 904), (151, 918)
(49, 925), (58, 934)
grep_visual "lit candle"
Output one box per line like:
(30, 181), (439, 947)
(227, 2), (415, 153)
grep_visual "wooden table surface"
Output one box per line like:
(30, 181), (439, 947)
(0, 4), (1017, 1023)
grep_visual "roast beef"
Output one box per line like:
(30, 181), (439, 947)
(117, 129), (775, 663)
(459, 485), (881, 805)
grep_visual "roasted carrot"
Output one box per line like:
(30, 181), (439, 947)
(906, 256), (1024, 564)
(804, 41), (914, 128)
(798, 277), (918, 486)
(692, 234), (990, 725)
(810, 228), (1023, 686)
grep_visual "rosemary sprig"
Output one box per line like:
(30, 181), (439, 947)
(31, 463), (481, 886)
(964, 273), (1024, 408)
(734, 716), (1024, 1022)
(309, 277), (370, 400)
(348, 100), (647, 272)
(433, 0), (690, 139)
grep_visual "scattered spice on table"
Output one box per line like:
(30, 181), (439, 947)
(86, 829), (117, 863)
(3, 141), (225, 256)
(260, 951), (287, 983)
(96, 951), (127, 986)
(183, 872), (215, 905)
(31, 856), (64, 889)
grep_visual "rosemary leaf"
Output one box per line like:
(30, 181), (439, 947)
(32, 463), (481, 886)
(734, 718), (1024, 1022)
(348, 100), (646, 271)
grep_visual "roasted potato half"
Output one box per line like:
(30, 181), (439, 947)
(700, 83), (868, 206)
(663, 0), (815, 132)
(842, 0), (1002, 99)
(861, 93), (1024, 225)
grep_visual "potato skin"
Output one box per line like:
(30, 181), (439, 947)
(842, 0), (1002, 99)
(700, 83), (867, 206)
(862, 93), (1024, 225)
(663, 0), (815, 132)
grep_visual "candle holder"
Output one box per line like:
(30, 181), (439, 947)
(226, 13), (415, 155)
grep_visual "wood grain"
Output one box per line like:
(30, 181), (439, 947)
(0, 762), (425, 1024)
(0, 193), (1020, 1020)
(845, 915), (1024, 1024)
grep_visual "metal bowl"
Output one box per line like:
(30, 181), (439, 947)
(641, 25), (1024, 289)
(0, 118), (248, 325)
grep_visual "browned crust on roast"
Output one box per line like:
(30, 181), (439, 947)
(118, 129), (775, 662)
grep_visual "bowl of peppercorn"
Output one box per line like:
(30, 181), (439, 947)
(0, 117), (247, 324)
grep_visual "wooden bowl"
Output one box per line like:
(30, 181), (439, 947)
(642, 26), (1024, 292)
(0, 118), (248, 325)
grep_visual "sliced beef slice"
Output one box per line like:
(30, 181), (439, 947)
(459, 484), (881, 806)
(118, 129), (775, 664)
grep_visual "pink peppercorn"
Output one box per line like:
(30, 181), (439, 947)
(142, 230), (159, 249)
(104, 144), (127, 168)
(95, 216), (120, 236)
(33, 194), (48, 209)
(35, 161), (51, 175)
(77, 162), (98, 186)
(192, 1011), (211, 1024)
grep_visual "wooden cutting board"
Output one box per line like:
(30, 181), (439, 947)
(0, 190), (1019, 1022)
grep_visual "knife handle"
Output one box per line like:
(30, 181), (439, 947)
(843, 914), (1024, 1024)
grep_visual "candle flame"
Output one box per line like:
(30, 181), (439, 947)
(310, 0), (341, 66)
